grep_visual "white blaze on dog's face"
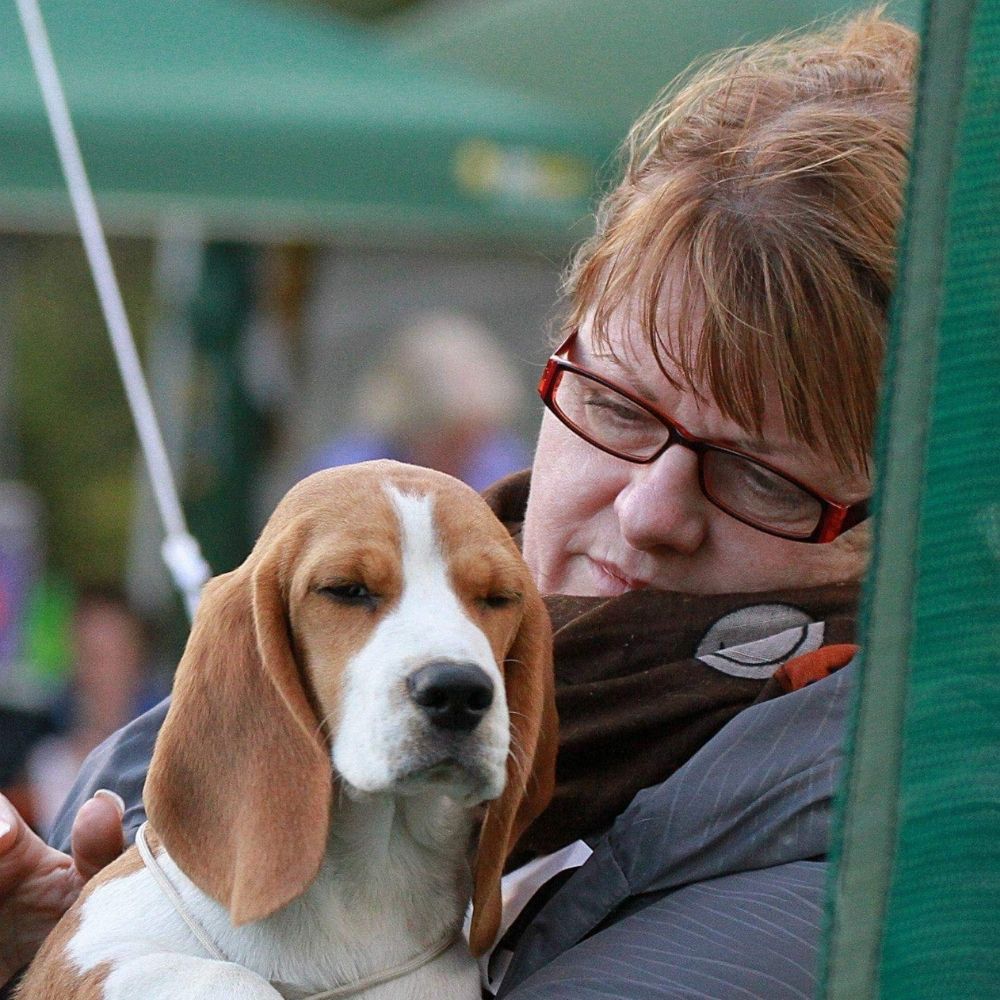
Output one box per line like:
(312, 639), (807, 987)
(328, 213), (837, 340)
(288, 470), (528, 804)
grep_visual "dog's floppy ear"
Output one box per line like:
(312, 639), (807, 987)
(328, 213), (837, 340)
(469, 584), (557, 956)
(145, 529), (332, 925)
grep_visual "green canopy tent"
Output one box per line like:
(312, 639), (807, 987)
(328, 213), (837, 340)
(392, 0), (920, 137)
(0, 0), (608, 248)
(2, 0), (611, 582)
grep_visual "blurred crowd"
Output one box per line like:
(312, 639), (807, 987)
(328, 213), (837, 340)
(0, 581), (166, 837)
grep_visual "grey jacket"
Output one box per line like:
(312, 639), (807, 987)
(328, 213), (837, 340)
(498, 661), (852, 998)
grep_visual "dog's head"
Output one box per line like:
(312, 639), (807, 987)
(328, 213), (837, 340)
(145, 461), (555, 954)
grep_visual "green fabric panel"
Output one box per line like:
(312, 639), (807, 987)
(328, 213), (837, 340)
(879, 0), (1000, 993)
(822, 1), (1000, 998)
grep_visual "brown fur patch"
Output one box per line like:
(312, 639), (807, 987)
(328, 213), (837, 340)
(15, 847), (144, 999)
(288, 477), (403, 738)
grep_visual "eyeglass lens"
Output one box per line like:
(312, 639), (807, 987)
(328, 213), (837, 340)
(551, 368), (823, 538)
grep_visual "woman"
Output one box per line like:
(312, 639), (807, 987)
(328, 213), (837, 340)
(0, 10), (916, 997)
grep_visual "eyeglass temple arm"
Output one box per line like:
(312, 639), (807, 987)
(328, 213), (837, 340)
(815, 498), (870, 543)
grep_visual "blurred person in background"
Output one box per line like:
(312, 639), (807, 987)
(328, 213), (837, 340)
(305, 310), (531, 491)
(0, 481), (73, 829)
(22, 587), (161, 837)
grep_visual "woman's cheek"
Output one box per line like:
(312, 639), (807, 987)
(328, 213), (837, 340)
(524, 436), (579, 585)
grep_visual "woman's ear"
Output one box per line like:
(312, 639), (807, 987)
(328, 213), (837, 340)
(145, 536), (333, 925)
(469, 586), (557, 956)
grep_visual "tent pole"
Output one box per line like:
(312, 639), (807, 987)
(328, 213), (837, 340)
(126, 221), (205, 616)
(15, 0), (209, 619)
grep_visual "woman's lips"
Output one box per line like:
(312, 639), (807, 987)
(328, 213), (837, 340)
(587, 558), (650, 596)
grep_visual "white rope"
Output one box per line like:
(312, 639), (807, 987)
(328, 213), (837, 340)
(15, 0), (210, 619)
(135, 822), (461, 1000)
(277, 933), (460, 1000)
(135, 823), (229, 963)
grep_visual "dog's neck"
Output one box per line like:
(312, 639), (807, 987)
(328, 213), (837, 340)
(328, 785), (476, 872)
(160, 790), (477, 996)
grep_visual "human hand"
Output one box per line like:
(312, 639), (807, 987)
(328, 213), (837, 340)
(0, 790), (125, 986)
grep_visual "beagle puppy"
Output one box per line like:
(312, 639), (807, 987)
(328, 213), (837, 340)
(18, 461), (557, 1000)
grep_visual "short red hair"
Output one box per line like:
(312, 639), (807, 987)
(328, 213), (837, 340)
(564, 8), (917, 473)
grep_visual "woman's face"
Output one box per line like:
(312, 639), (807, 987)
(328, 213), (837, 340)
(522, 302), (872, 597)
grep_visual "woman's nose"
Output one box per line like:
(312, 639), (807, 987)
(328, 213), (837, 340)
(614, 444), (708, 555)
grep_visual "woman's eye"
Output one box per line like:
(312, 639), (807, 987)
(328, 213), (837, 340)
(319, 583), (378, 608)
(744, 465), (781, 492)
(742, 465), (807, 508)
(584, 389), (646, 424)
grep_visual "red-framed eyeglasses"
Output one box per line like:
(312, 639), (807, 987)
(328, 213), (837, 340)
(538, 331), (869, 543)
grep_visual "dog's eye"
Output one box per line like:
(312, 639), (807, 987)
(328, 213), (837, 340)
(479, 592), (520, 610)
(318, 583), (378, 609)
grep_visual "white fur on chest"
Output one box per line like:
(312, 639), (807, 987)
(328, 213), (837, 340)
(68, 793), (479, 999)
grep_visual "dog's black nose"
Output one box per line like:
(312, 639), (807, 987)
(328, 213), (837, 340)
(407, 661), (494, 732)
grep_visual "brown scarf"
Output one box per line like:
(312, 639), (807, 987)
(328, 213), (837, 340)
(482, 472), (860, 862)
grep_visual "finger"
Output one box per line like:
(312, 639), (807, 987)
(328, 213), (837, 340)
(0, 794), (53, 894)
(70, 791), (126, 882)
(0, 794), (18, 853)
(0, 795), (82, 985)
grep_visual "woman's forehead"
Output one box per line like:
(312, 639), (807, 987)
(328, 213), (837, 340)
(587, 280), (714, 401)
(582, 313), (779, 450)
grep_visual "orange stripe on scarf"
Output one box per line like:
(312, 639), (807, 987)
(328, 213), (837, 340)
(774, 644), (859, 693)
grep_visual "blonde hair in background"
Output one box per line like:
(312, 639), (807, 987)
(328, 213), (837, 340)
(565, 7), (918, 474)
(354, 310), (526, 435)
